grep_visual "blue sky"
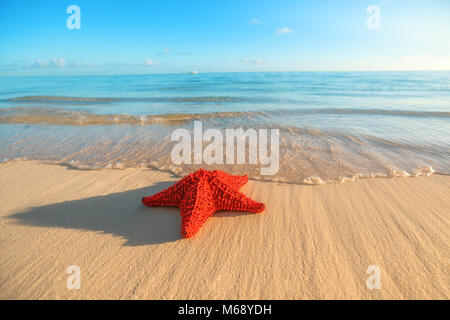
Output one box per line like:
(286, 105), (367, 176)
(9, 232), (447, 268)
(1, 0), (449, 76)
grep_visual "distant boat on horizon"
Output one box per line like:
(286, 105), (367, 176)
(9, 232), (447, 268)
(190, 70), (199, 74)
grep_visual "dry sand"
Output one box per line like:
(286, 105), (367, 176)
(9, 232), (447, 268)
(0, 161), (448, 299)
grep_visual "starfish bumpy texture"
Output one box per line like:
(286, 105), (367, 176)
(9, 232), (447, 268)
(141, 169), (265, 238)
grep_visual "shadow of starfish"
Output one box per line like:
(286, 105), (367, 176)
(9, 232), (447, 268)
(8, 180), (257, 246)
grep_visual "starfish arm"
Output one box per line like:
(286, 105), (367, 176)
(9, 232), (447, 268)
(212, 170), (248, 191)
(180, 178), (217, 238)
(216, 190), (265, 213)
(141, 179), (187, 207)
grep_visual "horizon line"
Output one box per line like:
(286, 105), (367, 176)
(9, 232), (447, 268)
(1, 69), (450, 78)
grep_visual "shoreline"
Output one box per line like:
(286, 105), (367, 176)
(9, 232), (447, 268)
(0, 161), (449, 299)
(0, 159), (445, 186)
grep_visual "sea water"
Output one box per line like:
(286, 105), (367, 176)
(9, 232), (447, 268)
(0, 71), (449, 184)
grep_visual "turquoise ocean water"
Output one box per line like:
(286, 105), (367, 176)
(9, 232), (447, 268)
(0, 71), (449, 184)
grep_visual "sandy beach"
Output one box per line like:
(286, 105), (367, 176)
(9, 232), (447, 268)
(0, 161), (448, 299)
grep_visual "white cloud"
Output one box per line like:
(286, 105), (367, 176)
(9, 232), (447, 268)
(144, 58), (160, 66)
(276, 27), (293, 35)
(249, 18), (261, 25)
(51, 58), (66, 67)
(33, 59), (49, 68)
(27, 58), (67, 68)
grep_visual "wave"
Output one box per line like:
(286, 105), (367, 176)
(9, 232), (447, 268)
(0, 106), (449, 126)
(0, 107), (263, 125)
(279, 108), (450, 118)
(7, 96), (119, 102)
(300, 165), (436, 185)
(5, 96), (450, 119)
(1, 112), (448, 185)
(5, 95), (243, 103)
(0, 158), (442, 186)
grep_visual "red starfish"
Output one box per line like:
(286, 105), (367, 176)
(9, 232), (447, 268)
(141, 169), (265, 238)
